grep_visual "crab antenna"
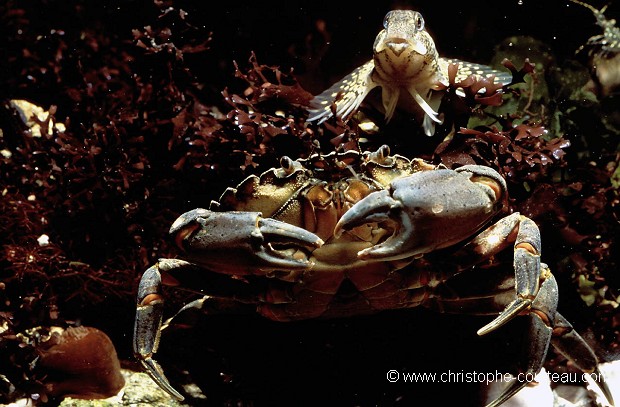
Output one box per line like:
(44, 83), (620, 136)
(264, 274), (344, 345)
(342, 161), (360, 179)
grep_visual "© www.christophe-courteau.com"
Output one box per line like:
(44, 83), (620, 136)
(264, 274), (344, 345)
(385, 369), (606, 386)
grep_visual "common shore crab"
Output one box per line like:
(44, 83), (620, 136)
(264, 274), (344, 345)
(134, 145), (613, 407)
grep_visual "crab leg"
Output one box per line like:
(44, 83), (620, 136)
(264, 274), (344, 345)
(134, 259), (190, 401)
(135, 209), (323, 399)
(551, 313), (615, 406)
(394, 211), (544, 335)
(487, 285), (614, 407)
(484, 266), (557, 407)
(424, 265), (557, 407)
(428, 266), (613, 407)
(474, 214), (542, 335)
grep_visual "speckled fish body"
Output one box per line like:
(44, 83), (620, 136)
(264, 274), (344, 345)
(307, 10), (512, 136)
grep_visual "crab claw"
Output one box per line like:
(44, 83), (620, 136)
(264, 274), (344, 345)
(171, 209), (323, 274)
(334, 168), (502, 262)
(334, 189), (413, 260)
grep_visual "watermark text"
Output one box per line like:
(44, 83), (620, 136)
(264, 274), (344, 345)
(386, 369), (604, 386)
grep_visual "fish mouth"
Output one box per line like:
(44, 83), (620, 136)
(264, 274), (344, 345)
(383, 37), (427, 56)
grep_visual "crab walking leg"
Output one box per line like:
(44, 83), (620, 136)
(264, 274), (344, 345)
(426, 267), (613, 407)
(478, 216), (541, 335)
(134, 259), (189, 401)
(551, 313), (615, 406)
(444, 212), (542, 336)
(485, 267), (557, 407)
(488, 272), (613, 407)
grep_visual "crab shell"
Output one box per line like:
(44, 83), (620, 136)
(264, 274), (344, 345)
(212, 146), (431, 262)
(201, 146), (470, 320)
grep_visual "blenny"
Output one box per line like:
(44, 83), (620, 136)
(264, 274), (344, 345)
(307, 10), (512, 136)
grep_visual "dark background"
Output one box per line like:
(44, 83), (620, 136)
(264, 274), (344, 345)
(1, 1), (618, 406)
(3, 0), (617, 102)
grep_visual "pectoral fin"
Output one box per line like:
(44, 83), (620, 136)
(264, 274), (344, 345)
(307, 60), (377, 123)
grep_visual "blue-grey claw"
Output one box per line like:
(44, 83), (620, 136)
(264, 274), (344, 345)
(171, 209), (323, 273)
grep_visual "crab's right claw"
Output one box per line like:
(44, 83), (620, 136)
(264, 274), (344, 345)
(171, 209), (323, 274)
(134, 260), (186, 401)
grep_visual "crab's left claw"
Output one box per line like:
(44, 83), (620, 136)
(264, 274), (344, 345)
(334, 167), (504, 262)
(334, 189), (413, 260)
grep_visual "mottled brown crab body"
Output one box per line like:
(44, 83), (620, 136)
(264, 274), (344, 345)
(178, 148), (434, 321)
(134, 146), (614, 407)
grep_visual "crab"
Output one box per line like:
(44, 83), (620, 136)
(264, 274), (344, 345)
(134, 145), (613, 407)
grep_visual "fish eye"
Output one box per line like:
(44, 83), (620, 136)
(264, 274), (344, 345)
(415, 13), (425, 31)
(383, 11), (394, 28)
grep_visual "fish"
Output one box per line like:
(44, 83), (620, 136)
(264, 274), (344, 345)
(307, 9), (512, 136)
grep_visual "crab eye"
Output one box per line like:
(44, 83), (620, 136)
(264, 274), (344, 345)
(378, 144), (390, 160)
(414, 13), (425, 31)
(280, 156), (294, 172)
(383, 11), (394, 28)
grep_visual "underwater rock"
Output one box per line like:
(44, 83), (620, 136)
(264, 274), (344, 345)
(484, 368), (554, 407)
(587, 360), (620, 407)
(57, 369), (191, 407)
(115, 370), (194, 406)
(37, 326), (125, 399)
(586, 52), (620, 97)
